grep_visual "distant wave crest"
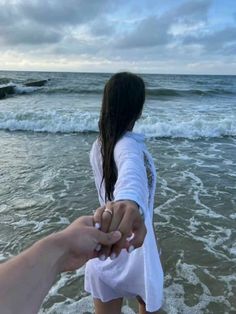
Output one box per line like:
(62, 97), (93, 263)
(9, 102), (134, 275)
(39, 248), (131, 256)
(1, 83), (234, 98)
(147, 87), (234, 97)
(35, 86), (236, 97)
(0, 110), (235, 139)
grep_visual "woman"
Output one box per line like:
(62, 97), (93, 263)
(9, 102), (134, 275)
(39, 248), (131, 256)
(85, 72), (164, 314)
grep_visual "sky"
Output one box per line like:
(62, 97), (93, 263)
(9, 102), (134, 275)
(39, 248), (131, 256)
(0, 0), (236, 74)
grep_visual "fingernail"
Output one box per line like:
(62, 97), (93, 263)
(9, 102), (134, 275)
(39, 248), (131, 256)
(110, 253), (116, 260)
(128, 245), (135, 253)
(99, 254), (106, 261)
(95, 244), (101, 252)
(95, 223), (101, 229)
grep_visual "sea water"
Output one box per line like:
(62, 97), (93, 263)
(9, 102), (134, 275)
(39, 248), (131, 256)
(0, 71), (235, 313)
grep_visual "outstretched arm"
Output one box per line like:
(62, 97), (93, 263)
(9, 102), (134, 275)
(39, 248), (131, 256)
(94, 137), (148, 259)
(0, 216), (121, 314)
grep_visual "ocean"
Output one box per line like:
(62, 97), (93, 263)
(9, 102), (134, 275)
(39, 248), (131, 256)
(0, 71), (235, 314)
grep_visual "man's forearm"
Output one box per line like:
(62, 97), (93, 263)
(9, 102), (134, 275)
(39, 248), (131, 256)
(0, 215), (122, 314)
(0, 233), (64, 314)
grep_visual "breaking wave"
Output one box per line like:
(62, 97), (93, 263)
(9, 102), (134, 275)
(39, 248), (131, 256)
(0, 110), (235, 138)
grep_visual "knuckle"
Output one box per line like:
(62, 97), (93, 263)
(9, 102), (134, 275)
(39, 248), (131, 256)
(95, 207), (103, 216)
(120, 202), (126, 210)
(115, 201), (125, 211)
(102, 213), (111, 223)
(134, 240), (142, 248)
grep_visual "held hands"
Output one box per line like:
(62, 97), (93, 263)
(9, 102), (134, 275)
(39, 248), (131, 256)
(94, 200), (146, 260)
(55, 216), (122, 272)
(54, 202), (146, 272)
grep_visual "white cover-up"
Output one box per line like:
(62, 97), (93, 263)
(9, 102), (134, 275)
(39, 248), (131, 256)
(85, 131), (164, 312)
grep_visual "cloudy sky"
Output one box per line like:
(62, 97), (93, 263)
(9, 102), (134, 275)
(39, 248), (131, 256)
(0, 0), (236, 74)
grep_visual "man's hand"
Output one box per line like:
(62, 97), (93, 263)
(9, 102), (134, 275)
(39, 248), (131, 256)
(94, 200), (146, 260)
(55, 216), (122, 271)
(0, 216), (121, 314)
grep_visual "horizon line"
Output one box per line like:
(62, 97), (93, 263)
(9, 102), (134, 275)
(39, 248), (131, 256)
(0, 69), (236, 76)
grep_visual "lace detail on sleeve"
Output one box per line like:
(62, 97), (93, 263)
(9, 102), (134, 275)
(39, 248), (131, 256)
(144, 152), (154, 206)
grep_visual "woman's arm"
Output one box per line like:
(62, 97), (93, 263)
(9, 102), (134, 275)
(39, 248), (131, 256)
(113, 137), (149, 211)
(94, 137), (149, 259)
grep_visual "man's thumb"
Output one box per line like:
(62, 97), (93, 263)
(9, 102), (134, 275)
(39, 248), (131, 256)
(97, 230), (121, 245)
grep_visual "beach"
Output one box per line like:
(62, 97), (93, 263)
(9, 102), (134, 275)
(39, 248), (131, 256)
(0, 71), (236, 313)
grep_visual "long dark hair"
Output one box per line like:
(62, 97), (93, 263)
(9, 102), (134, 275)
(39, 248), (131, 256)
(99, 72), (145, 201)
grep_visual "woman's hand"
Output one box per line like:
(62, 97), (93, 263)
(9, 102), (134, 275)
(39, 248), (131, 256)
(94, 200), (146, 260)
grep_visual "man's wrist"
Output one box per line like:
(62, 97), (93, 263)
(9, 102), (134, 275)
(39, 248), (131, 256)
(38, 232), (68, 274)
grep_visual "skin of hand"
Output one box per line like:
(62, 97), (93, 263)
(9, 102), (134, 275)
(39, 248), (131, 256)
(94, 200), (147, 260)
(0, 216), (121, 314)
(55, 215), (122, 271)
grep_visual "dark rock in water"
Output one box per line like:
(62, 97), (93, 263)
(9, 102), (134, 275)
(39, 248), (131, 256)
(0, 85), (15, 99)
(0, 78), (10, 85)
(24, 79), (48, 87)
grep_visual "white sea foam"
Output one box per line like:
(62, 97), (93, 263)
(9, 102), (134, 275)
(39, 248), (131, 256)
(40, 295), (94, 314)
(136, 115), (236, 138)
(0, 204), (7, 213)
(186, 225), (232, 261)
(163, 263), (232, 314)
(14, 85), (41, 94)
(41, 287), (135, 314)
(176, 261), (199, 285)
(218, 274), (236, 297)
(12, 218), (50, 232)
(181, 170), (224, 219)
(0, 110), (236, 138)
(188, 216), (201, 233)
(229, 246), (236, 256)
(154, 193), (185, 213)
(40, 296), (136, 314)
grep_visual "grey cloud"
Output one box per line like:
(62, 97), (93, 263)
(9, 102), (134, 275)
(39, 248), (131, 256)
(19, 0), (110, 26)
(168, 0), (212, 23)
(89, 19), (116, 37)
(0, 0), (113, 46)
(2, 23), (62, 45)
(117, 16), (171, 48)
(223, 43), (236, 56)
(52, 35), (101, 56)
(116, 0), (212, 49)
(183, 26), (236, 53)
(0, 3), (18, 26)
